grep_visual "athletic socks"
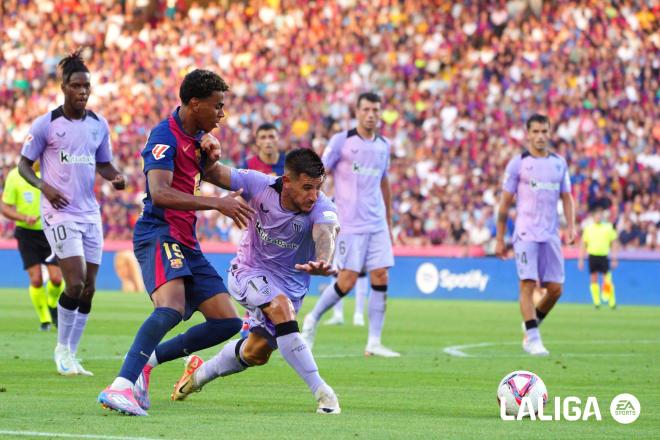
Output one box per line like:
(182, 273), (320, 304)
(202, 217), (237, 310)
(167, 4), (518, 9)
(69, 301), (91, 355)
(309, 283), (347, 321)
(46, 280), (64, 309)
(524, 319), (540, 341)
(367, 285), (387, 345)
(604, 272), (616, 308)
(276, 321), (325, 394)
(154, 317), (242, 364)
(28, 285), (50, 323)
(354, 275), (368, 317)
(117, 307), (182, 384)
(195, 338), (249, 387)
(57, 294), (79, 348)
(590, 282), (601, 307)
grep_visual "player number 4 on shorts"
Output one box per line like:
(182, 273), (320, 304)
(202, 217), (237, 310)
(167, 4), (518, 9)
(163, 242), (184, 260)
(517, 252), (527, 264)
(51, 225), (67, 242)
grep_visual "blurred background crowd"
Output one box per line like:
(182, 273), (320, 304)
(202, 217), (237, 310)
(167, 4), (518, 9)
(1, 0), (658, 252)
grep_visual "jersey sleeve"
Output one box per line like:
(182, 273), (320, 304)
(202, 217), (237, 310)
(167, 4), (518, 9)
(1, 169), (18, 205)
(581, 225), (591, 245)
(322, 132), (345, 172)
(310, 195), (339, 226)
(20, 115), (50, 161)
(142, 123), (177, 174)
(382, 138), (391, 178)
(560, 159), (572, 193)
(229, 169), (272, 202)
(502, 155), (521, 194)
(95, 117), (113, 163)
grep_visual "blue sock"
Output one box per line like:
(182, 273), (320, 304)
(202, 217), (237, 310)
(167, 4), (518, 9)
(154, 317), (242, 364)
(118, 307), (182, 383)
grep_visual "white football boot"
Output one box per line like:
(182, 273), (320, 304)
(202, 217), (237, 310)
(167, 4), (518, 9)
(54, 345), (76, 376)
(364, 342), (401, 358)
(523, 338), (550, 356)
(315, 384), (341, 414)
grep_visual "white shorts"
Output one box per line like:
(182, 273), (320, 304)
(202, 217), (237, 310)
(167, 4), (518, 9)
(333, 229), (394, 273)
(44, 221), (104, 265)
(227, 269), (302, 345)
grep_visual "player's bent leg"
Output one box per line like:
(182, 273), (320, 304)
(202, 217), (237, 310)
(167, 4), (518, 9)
(99, 279), (185, 415)
(302, 270), (357, 347)
(265, 295), (340, 414)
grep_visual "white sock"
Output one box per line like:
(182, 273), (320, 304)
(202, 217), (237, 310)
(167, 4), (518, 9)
(331, 299), (344, 319)
(147, 351), (159, 368)
(367, 288), (387, 344)
(195, 339), (247, 388)
(57, 304), (76, 347)
(277, 331), (325, 394)
(354, 276), (368, 317)
(110, 376), (134, 391)
(526, 327), (541, 342)
(310, 283), (344, 321)
(68, 311), (90, 354)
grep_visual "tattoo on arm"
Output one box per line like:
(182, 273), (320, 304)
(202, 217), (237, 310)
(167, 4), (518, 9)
(312, 223), (339, 262)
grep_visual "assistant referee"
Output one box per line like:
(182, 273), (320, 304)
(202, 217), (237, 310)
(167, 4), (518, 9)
(578, 207), (618, 309)
(1, 163), (64, 330)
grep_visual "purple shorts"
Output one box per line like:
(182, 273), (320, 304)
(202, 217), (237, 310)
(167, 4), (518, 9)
(513, 237), (564, 283)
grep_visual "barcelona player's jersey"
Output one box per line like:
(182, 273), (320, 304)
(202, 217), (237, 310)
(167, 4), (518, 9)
(134, 107), (208, 249)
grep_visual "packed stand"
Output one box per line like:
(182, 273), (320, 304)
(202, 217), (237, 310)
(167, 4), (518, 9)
(0, 0), (658, 251)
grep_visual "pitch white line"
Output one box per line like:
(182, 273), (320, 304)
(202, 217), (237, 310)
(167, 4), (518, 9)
(443, 339), (660, 358)
(0, 431), (171, 440)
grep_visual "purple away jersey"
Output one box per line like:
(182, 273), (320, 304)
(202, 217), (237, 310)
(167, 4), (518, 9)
(322, 128), (390, 234)
(502, 150), (571, 243)
(21, 106), (112, 225)
(229, 169), (339, 299)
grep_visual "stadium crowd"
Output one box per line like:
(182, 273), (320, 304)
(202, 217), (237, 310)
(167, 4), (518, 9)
(1, 0), (658, 252)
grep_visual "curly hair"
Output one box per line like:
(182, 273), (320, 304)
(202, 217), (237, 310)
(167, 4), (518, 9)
(59, 49), (89, 83)
(179, 69), (230, 104)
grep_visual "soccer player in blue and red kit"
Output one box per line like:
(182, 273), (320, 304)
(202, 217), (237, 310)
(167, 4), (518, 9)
(99, 69), (254, 416)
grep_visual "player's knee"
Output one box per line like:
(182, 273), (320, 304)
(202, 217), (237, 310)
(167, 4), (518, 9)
(337, 271), (358, 292)
(547, 285), (562, 299)
(242, 347), (271, 366)
(81, 285), (96, 302)
(370, 269), (388, 285)
(264, 295), (295, 323)
(66, 280), (85, 298)
(29, 275), (43, 288)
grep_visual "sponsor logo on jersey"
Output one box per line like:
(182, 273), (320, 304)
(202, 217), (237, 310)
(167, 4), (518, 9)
(152, 144), (171, 160)
(530, 179), (559, 191)
(352, 162), (382, 177)
(322, 211), (338, 222)
(59, 151), (95, 165)
(255, 220), (299, 249)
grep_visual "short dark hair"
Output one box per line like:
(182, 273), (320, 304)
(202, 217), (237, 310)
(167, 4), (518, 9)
(357, 92), (382, 108)
(59, 49), (89, 83)
(285, 148), (325, 179)
(526, 114), (550, 130)
(256, 122), (278, 135)
(179, 69), (229, 105)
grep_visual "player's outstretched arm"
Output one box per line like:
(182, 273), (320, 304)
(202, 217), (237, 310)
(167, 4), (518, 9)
(18, 155), (69, 209)
(149, 169), (254, 228)
(97, 162), (126, 190)
(295, 223), (340, 276)
(495, 191), (515, 258)
(202, 161), (232, 190)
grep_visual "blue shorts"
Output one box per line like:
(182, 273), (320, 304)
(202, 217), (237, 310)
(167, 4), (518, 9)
(134, 235), (227, 320)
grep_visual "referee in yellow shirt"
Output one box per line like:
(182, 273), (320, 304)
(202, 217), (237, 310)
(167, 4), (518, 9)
(1, 163), (64, 330)
(578, 207), (618, 309)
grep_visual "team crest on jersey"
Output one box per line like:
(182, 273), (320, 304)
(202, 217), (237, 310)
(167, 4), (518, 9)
(170, 258), (183, 269)
(292, 220), (304, 234)
(152, 144), (171, 160)
(91, 130), (99, 141)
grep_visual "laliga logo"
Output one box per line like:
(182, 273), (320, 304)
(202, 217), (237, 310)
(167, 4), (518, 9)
(500, 396), (603, 422)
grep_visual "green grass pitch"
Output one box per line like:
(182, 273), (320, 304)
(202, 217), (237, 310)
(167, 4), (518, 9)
(0, 288), (658, 439)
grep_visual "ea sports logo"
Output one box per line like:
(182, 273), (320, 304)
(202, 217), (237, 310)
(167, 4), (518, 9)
(610, 393), (640, 424)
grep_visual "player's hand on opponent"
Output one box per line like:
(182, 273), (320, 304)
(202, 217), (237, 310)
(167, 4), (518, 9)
(41, 182), (69, 209)
(216, 188), (255, 228)
(495, 238), (507, 258)
(111, 174), (127, 190)
(200, 132), (222, 162)
(295, 260), (337, 276)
